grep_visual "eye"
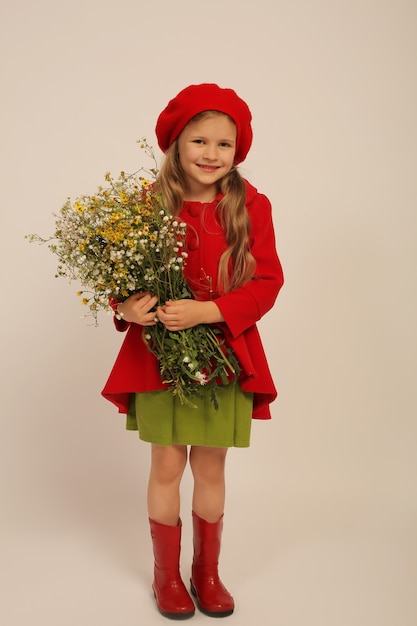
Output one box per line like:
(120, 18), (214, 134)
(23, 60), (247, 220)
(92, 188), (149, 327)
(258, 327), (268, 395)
(192, 139), (204, 144)
(219, 142), (232, 148)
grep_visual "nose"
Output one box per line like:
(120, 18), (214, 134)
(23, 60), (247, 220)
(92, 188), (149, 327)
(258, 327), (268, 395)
(202, 144), (218, 160)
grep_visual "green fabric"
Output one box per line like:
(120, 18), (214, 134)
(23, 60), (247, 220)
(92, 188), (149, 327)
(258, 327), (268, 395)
(126, 382), (253, 448)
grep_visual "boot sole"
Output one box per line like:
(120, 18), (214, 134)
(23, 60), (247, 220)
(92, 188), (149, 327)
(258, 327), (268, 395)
(158, 609), (195, 620)
(153, 590), (195, 620)
(190, 581), (234, 618)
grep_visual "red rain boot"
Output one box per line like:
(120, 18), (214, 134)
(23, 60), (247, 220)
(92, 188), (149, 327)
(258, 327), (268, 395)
(149, 518), (195, 620)
(190, 512), (235, 617)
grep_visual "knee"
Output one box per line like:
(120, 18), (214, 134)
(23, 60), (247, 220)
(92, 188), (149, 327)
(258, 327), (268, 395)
(190, 447), (227, 484)
(151, 445), (187, 485)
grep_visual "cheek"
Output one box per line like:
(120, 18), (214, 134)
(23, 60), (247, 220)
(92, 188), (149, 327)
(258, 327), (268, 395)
(179, 146), (195, 166)
(227, 153), (236, 168)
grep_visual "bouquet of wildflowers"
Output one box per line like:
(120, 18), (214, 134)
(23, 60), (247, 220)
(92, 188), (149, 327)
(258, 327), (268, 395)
(27, 140), (240, 408)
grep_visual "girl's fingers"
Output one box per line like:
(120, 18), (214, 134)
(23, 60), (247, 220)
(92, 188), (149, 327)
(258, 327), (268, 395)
(138, 294), (157, 309)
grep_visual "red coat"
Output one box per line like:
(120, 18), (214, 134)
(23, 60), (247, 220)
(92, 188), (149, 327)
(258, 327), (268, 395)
(101, 179), (284, 419)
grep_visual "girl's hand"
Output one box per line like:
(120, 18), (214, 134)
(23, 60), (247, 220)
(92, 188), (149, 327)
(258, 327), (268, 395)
(116, 292), (158, 326)
(156, 299), (224, 331)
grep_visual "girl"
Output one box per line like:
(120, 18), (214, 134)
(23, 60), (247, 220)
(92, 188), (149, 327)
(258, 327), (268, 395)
(102, 83), (284, 619)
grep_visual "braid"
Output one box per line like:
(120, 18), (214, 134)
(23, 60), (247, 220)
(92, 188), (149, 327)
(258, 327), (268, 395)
(217, 167), (255, 292)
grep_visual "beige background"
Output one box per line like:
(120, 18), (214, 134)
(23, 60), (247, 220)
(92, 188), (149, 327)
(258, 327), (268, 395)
(1, 1), (416, 624)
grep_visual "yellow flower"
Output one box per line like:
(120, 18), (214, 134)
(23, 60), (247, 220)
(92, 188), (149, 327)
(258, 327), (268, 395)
(109, 211), (123, 224)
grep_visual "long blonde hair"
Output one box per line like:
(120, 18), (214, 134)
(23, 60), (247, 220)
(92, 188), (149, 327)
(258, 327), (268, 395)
(156, 112), (256, 293)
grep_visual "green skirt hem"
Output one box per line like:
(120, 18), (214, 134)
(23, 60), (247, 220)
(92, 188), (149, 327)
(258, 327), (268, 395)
(126, 382), (253, 448)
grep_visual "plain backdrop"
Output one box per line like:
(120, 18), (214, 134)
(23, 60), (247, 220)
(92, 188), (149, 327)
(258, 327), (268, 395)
(1, 1), (416, 625)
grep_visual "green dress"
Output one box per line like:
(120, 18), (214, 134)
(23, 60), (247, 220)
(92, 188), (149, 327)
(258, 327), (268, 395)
(126, 381), (253, 448)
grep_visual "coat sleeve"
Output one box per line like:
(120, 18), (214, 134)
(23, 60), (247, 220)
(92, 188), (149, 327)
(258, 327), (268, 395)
(214, 193), (284, 339)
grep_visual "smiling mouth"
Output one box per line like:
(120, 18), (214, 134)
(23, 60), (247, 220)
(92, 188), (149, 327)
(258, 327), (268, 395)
(197, 164), (220, 172)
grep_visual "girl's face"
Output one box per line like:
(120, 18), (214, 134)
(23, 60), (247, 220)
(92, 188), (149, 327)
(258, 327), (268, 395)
(177, 113), (237, 202)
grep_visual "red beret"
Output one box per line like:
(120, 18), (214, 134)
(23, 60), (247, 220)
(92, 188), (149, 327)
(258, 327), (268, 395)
(155, 83), (253, 165)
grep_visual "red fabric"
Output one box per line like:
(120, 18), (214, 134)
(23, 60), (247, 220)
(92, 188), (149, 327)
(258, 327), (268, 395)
(155, 83), (253, 165)
(101, 179), (284, 419)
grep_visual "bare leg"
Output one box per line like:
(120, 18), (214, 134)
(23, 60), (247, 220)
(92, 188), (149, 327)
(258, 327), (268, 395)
(147, 443), (188, 525)
(189, 446), (228, 523)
